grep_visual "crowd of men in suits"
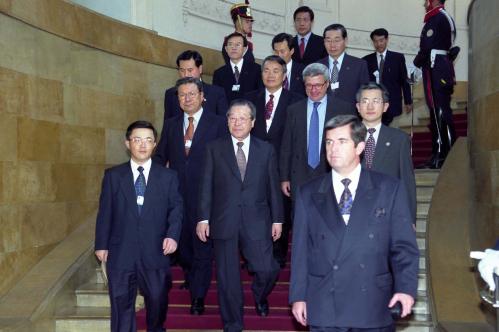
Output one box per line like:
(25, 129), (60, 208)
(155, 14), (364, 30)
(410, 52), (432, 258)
(94, 1), (457, 331)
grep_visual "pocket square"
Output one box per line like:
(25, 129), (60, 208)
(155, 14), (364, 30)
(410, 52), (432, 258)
(375, 207), (386, 218)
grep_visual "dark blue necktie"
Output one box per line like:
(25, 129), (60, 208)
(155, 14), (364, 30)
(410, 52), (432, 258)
(134, 166), (146, 215)
(308, 101), (321, 168)
(339, 178), (353, 216)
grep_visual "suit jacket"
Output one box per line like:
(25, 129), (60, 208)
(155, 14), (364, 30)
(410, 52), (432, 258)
(212, 61), (263, 104)
(246, 88), (303, 163)
(292, 33), (328, 66)
(362, 125), (417, 223)
(289, 169), (419, 328)
(94, 162), (183, 270)
(198, 136), (283, 240)
(279, 95), (356, 196)
(363, 51), (412, 117)
(163, 82), (228, 119)
(154, 111), (228, 220)
(318, 54), (370, 105)
(288, 61), (306, 97)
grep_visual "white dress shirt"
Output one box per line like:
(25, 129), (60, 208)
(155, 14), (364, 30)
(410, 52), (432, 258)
(230, 59), (244, 76)
(286, 60), (293, 85)
(377, 49), (388, 68)
(131, 158), (152, 184)
(328, 52), (346, 74)
(297, 31), (312, 50)
(183, 108), (204, 135)
(265, 87), (283, 132)
(364, 122), (382, 145)
(332, 163), (362, 224)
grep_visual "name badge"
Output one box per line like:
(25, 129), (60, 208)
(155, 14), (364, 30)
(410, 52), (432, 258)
(373, 70), (380, 84)
(232, 84), (241, 91)
(185, 140), (192, 148)
(330, 82), (339, 90)
(137, 196), (144, 206)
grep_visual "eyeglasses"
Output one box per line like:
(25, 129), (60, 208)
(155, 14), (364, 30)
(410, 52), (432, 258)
(228, 117), (252, 124)
(324, 38), (344, 44)
(359, 97), (384, 105)
(227, 42), (244, 48)
(178, 67), (196, 75)
(305, 81), (327, 90)
(178, 91), (199, 100)
(130, 137), (155, 145)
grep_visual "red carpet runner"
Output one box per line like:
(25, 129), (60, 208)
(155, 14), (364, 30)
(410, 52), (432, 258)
(136, 252), (306, 330)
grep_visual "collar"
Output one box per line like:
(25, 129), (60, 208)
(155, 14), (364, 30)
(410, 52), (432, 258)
(231, 134), (251, 150)
(332, 163), (362, 188)
(266, 87), (282, 101)
(307, 93), (328, 107)
(329, 52), (346, 67)
(378, 49), (387, 58)
(363, 122), (382, 142)
(424, 5), (444, 22)
(297, 31), (312, 42)
(230, 58), (244, 71)
(183, 107), (204, 126)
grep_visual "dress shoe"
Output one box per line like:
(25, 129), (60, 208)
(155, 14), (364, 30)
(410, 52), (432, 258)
(190, 298), (205, 315)
(255, 300), (269, 317)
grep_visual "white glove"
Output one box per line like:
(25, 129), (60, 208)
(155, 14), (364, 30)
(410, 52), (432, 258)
(477, 249), (499, 291)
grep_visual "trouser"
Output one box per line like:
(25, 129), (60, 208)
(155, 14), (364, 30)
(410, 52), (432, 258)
(107, 260), (171, 332)
(189, 232), (213, 299)
(273, 193), (292, 267)
(213, 229), (279, 332)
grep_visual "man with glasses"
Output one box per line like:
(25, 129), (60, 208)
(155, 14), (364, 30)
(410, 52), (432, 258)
(318, 24), (369, 105)
(213, 32), (263, 104)
(356, 82), (416, 225)
(280, 63), (355, 200)
(155, 77), (227, 315)
(95, 120), (182, 332)
(164, 50), (228, 119)
(197, 100), (283, 331)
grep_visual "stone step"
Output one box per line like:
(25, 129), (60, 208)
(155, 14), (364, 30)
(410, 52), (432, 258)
(417, 202), (430, 216)
(416, 218), (427, 233)
(415, 170), (439, 186)
(417, 187), (434, 203)
(417, 238), (426, 251)
(75, 283), (144, 308)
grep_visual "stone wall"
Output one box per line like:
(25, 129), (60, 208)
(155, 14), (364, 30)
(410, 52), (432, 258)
(468, 0), (499, 249)
(0, 0), (221, 297)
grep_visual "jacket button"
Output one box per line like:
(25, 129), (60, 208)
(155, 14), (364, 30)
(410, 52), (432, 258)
(333, 265), (339, 270)
(368, 233), (374, 239)
(360, 264), (365, 269)
(330, 287), (335, 292)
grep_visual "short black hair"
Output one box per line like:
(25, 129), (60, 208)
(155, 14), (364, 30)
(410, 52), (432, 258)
(323, 23), (347, 39)
(370, 28), (389, 40)
(324, 115), (366, 147)
(227, 99), (257, 120)
(126, 120), (158, 141)
(176, 50), (203, 68)
(272, 33), (296, 51)
(261, 55), (287, 74)
(293, 6), (314, 21)
(225, 32), (248, 47)
(356, 82), (390, 103)
(175, 77), (204, 93)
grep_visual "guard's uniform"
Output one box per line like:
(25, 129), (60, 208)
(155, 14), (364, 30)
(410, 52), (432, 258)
(222, 2), (255, 64)
(414, 5), (457, 168)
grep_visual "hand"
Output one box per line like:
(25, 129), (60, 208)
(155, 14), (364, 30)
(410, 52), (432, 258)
(272, 223), (282, 242)
(389, 293), (414, 318)
(162, 238), (177, 255)
(291, 301), (307, 326)
(196, 222), (210, 242)
(478, 249), (499, 291)
(281, 181), (291, 197)
(95, 250), (108, 262)
(404, 104), (413, 114)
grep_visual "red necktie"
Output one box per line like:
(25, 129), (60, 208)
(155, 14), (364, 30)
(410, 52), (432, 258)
(265, 94), (274, 120)
(283, 76), (289, 90)
(184, 116), (194, 155)
(299, 37), (305, 58)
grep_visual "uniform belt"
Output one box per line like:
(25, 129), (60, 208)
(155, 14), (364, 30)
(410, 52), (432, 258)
(430, 49), (448, 68)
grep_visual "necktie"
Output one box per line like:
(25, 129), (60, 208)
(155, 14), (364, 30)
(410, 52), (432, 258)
(364, 128), (376, 168)
(299, 37), (305, 58)
(283, 75), (289, 90)
(184, 116), (194, 155)
(236, 142), (246, 181)
(338, 178), (353, 218)
(307, 102), (321, 169)
(379, 54), (385, 83)
(265, 94), (274, 120)
(234, 65), (240, 83)
(135, 166), (146, 215)
(330, 60), (339, 83)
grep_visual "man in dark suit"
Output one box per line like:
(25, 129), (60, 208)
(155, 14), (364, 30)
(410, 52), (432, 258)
(155, 77), (227, 315)
(245, 55), (303, 267)
(213, 32), (262, 104)
(95, 121), (182, 332)
(318, 24), (370, 105)
(197, 100), (283, 332)
(363, 28), (413, 125)
(357, 82), (417, 224)
(289, 115), (419, 331)
(164, 50), (228, 119)
(291, 6), (327, 66)
(280, 63), (356, 200)
(272, 33), (306, 97)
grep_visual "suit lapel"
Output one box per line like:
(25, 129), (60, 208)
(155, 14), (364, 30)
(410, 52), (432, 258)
(223, 138), (242, 181)
(119, 164), (140, 219)
(338, 54), (351, 81)
(297, 99), (309, 157)
(190, 112), (210, 154)
(141, 163), (160, 217)
(311, 174), (345, 240)
(267, 90), (287, 138)
(372, 125), (391, 168)
(337, 170), (377, 261)
(244, 136), (260, 184)
(173, 116), (187, 161)
(255, 90), (268, 137)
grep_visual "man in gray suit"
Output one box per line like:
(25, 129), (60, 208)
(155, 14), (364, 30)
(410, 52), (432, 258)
(357, 82), (416, 224)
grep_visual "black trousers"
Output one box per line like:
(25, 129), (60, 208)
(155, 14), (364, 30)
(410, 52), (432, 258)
(107, 260), (171, 332)
(213, 228), (279, 332)
(189, 232), (213, 299)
